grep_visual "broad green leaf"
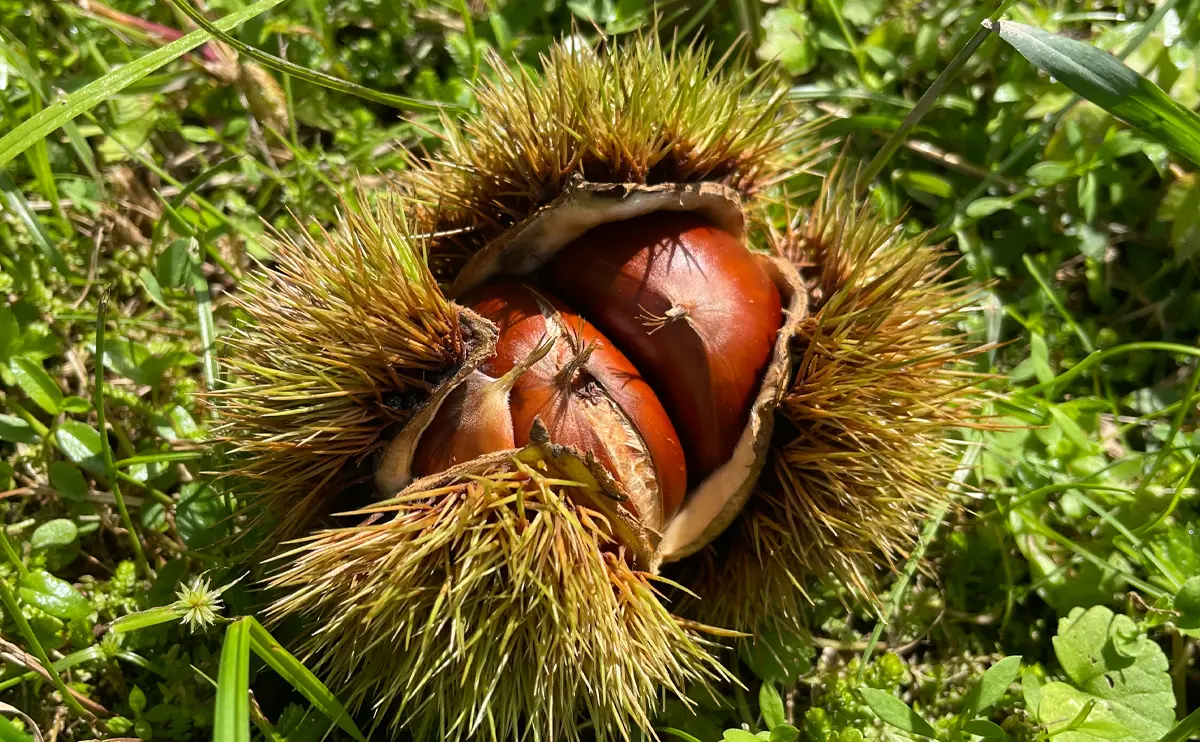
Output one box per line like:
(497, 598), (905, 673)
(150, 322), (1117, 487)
(18, 570), (92, 621)
(758, 9), (816, 76)
(10, 357), (62, 415)
(1075, 719), (1135, 739)
(215, 618), (252, 742)
(246, 618), (367, 742)
(0, 0), (286, 171)
(961, 655), (1022, 719)
(769, 725), (799, 742)
(722, 731), (760, 742)
(858, 688), (938, 738)
(963, 719), (1007, 739)
(1037, 606), (1174, 741)
(111, 606), (180, 634)
(53, 420), (105, 474)
(129, 685), (147, 716)
(1174, 576), (1200, 634)
(176, 482), (232, 548)
(48, 461), (88, 501)
(0, 414), (39, 444)
(30, 519), (78, 550)
(759, 683), (786, 729)
(995, 22), (1200, 166)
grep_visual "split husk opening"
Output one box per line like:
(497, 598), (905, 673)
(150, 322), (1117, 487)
(375, 179), (807, 567)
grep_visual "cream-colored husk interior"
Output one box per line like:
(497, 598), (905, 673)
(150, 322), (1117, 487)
(375, 179), (807, 565)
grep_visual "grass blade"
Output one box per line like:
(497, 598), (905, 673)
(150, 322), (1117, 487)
(214, 618), (252, 742)
(167, 0), (457, 114)
(0, 580), (90, 717)
(0, 0), (284, 171)
(246, 618), (367, 742)
(1157, 706), (1200, 742)
(110, 606), (181, 634)
(95, 291), (151, 579)
(855, 0), (1018, 193)
(994, 21), (1200, 166)
(0, 171), (67, 276)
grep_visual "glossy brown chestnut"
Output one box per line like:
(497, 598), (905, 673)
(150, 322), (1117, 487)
(412, 369), (515, 477)
(417, 281), (687, 528)
(544, 212), (782, 482)
(469, 281), (687, 527)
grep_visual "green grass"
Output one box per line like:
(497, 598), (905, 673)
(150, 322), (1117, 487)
(0, 0), (1198, 740)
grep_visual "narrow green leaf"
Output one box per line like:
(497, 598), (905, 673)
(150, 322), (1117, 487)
(995, 21), (1200, 166)
(214, 618), (252, 742)
(0, 0), (285, 171)
(962, 719), (1008, 739)
(110, 606), (181, 634)
(9, 357), (63, 415)
(859, 688), (938, 738)
(168, 0), (455, 115)
(0, 171), (67, 276)
(1021, 672), (1042, 717)
(0, 31), (103, 188)
(966, 197), (1013, 218)
(246, 618), (367, 742)
(759, 683), (786, 729)
(60, 396), (92, 414)
(17, 570), (92, 620)
(1157, 707), (1200, 742)
(0, 714), (36, 742)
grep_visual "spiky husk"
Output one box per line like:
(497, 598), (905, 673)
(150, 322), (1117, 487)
(267, 451), (731, 742)
(212, 194), (462, 536)
(673, 172), (982, 630)
(406, 36), (803, 275)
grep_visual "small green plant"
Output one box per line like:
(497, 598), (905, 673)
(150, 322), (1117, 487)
(859, 656), (1021, 741)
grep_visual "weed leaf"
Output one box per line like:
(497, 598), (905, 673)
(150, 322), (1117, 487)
(0, 0), (285, 170)
(246, 618), (367, 742)
(995, 21), (1200, 166)
(214, 618), (251, 742)
(859, 688), (937, 738)
(18, 570), (91, 621)
(1037, 606), (1173, 741)
(10, 357), (62, 415)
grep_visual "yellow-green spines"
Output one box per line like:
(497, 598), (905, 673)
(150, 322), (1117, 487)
(213, 197), (460, 537)
(216, 34), (983, 742)
(407, 36), (796, 273)
(675, 170), (981, 630)
(267, 452), (731, 742)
